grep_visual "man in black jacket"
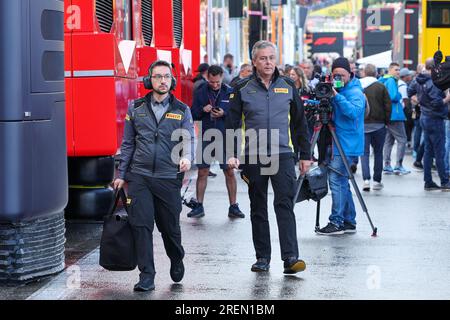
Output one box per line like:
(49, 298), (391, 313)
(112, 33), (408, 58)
(193, 63), (209, 92)
(113, 60), (195, 291)
(189, 65), (245, 219)
(408, 64), (426, 169)
(226, 41), (311, 274)
(230, 63), (253, 87)
(359, 64), (392, 191)
(408, 58), (450, 190)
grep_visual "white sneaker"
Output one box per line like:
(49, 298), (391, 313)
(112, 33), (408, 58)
(363, 180), (370, 191)
(373, 182), (384, 190)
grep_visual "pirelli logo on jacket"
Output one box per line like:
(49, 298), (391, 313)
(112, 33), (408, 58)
(274, 88), (289, 94)
(165, 113), (183, 120)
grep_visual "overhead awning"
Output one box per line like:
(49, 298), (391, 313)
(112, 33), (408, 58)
(357, 50), (392, 68)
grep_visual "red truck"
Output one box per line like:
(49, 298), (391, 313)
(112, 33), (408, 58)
(64, 0), (200, 219)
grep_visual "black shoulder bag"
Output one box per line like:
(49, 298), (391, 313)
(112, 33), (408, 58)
(99, 188), (137, 271)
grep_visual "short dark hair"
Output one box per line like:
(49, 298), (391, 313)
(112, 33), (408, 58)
(149, 60), (172, 75)
(223, 53), (234, 61)
(389, 62), (400, 69)
(197, 63), (210, 73)
(313, 64), (322, 74)
(207, 65), (223, 77)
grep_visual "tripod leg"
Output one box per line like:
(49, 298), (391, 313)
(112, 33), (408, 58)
(328, 127), (378, 236)
(309, 123), (323, 157)
(292, 175), (305, 208)
(315, 200), (321, 232)
(309, 123), (324, 232)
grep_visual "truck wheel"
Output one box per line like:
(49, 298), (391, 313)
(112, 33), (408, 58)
(68, 156), (115, 186)
(65, 187), (115, 220)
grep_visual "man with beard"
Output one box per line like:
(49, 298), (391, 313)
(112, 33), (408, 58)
(114, 60), (195, 291)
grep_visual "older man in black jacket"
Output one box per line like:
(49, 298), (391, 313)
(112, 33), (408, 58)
(226, 41), (311, 274)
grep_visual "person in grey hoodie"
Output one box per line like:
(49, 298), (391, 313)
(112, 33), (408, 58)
(359, 64), (392, 191)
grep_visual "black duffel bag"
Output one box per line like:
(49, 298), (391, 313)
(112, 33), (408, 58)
(99, 188), (137, 271)
(296, 165), (328, 203)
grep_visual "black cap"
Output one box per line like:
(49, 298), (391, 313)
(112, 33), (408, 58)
(197, 63), (210, 73)
(332, 57), (351, 74)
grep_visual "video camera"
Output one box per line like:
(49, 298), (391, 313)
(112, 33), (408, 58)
(304, 73), (342, 121)
(432, 37), (450, 91)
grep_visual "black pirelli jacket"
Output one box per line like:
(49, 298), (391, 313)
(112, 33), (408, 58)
(118, 93), (194, 180)
(225, 67), (311, 160)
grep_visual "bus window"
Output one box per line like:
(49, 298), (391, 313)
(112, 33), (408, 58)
(427, 1), (450, 28)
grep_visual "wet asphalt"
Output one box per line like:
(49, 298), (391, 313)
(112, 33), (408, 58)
(2, 152), (450, 300)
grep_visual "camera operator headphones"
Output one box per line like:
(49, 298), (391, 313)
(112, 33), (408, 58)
(143, 60), (177, 91)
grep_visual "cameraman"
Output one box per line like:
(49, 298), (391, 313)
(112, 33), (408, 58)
(316, 57), (366, 235)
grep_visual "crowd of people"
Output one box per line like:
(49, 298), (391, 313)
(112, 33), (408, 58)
(277, 57), (450, 192)
(112, 41), (449, 291)
(188, 52), (449, 236)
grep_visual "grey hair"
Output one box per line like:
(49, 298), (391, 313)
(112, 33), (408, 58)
(425, 58), (435, 71)
(239, 63), (252, 71)
(364, 64), (377, 77)
(251, 40), (278, 60)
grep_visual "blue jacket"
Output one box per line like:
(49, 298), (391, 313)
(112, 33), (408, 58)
(331, 77), (365, 157)
(378, 75), (406, 121)
(413, 73), (448, 120)
(191, 82), (233, 133)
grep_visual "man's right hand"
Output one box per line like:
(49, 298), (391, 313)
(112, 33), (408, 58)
(444, 91), (450, 104)
(113, 178), (125, 190)
(203, 104), (213, 113)
(227, 157), (240, 169)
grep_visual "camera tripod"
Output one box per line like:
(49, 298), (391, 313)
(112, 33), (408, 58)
(181, 177), (199, 209)
(294, 111), (378, 237)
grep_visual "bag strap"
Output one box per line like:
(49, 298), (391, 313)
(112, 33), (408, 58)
(109, 188), (129, 215)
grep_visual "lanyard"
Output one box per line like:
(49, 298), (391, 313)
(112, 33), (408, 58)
(208, 88), (221, 107)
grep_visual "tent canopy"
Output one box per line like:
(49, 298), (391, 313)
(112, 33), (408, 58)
(357, 50), (392, 69)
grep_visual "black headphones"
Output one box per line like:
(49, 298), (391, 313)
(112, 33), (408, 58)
(143, 60), (177, 91)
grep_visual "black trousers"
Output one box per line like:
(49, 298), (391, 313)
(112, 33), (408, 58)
(241, 154), (299, 261)
(127, 173), (185, 279)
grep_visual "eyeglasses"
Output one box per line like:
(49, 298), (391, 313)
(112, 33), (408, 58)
(151, 74), (171, 81)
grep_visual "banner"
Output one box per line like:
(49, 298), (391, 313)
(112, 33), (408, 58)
(312, 32), (344, 56)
